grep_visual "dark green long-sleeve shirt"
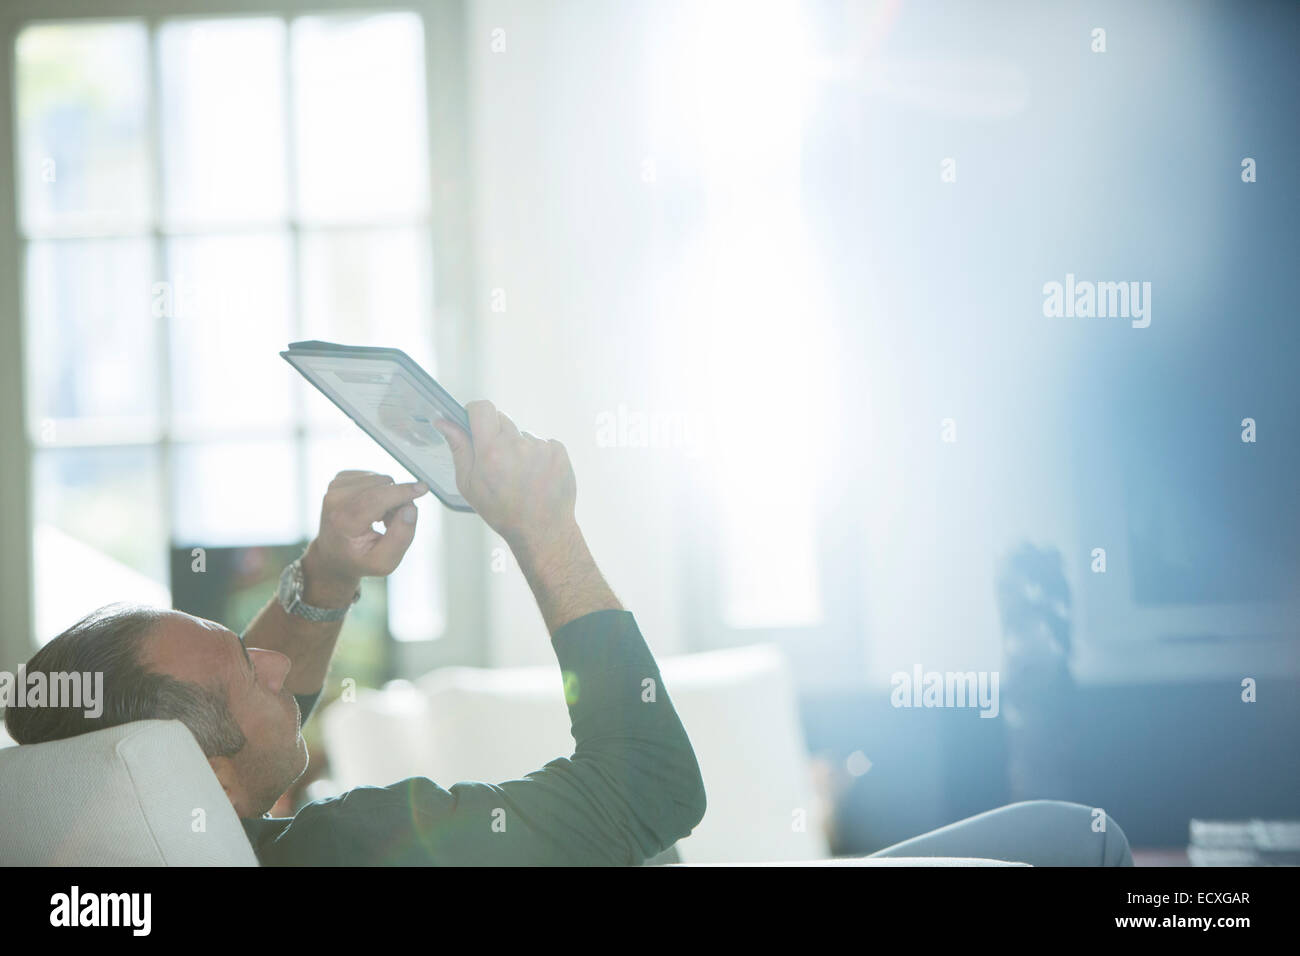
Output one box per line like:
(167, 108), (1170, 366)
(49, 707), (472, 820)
(241, 610), (706, 865)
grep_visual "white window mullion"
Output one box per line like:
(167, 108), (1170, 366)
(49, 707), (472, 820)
(0, 19), (35, 670)
(282, 15), (312, 542)
(145, 16), (176, 598)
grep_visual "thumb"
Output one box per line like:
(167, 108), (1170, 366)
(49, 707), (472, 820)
(433, 417), (474, 476)
(369, 503), (419, 573)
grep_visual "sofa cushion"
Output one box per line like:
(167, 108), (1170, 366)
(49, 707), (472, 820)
(0, 719), (257, 866)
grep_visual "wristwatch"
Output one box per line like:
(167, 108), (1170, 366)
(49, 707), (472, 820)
(277, 558), (360, 623)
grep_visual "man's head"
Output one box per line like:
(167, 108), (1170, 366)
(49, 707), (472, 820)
(4, 604), (308, 817)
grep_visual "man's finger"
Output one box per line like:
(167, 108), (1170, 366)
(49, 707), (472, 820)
(352, 481), (428, 523)
(332, 470), (392, 484)
(465, 400), (500, 444)
(368, 502), (419, 571)
(433, 417), (474, 477)
(496, 410), (521, 439)
(343, 472), (396, 486)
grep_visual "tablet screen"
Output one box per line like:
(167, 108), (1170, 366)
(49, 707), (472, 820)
(282, 347), (471, 511)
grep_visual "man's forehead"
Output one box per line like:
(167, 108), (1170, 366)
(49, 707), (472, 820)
(142, 611), (242, 679)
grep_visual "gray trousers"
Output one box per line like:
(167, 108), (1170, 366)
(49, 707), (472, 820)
(869, 800), (1134, 866)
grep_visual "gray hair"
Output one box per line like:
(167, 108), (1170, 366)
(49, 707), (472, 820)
(3, 603), (246, 758)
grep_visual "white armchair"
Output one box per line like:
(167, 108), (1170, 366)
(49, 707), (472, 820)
(0, 720), (256, 866)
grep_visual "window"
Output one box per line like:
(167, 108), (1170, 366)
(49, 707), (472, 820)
(670, 1), (829, 632)
(15, 12), (446, 658)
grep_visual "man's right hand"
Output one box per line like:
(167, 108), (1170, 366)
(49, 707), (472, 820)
(433, 400), (577, 550)
(433, 400), (620, 633)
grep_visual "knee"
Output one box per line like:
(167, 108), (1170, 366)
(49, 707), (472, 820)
(999, 800), (1134, 866)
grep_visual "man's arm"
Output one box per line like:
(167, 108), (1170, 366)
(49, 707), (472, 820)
(435, 400), (622, 633)
(251, 607), (706, 865)
(429, 402), (705, 858)
(242, 472), (428, 696)
(248, 401), (707, 865)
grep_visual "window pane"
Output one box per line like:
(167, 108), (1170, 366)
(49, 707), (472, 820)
(292, 13), (429, 222)
(16, 22), (151, 233)
(158, 18), (288, 227)
(387, 521), (444, 642)
(307, 434), (444, 640)
(720, 495), (823, 629)
(165, 234), (294, 436)
(25, 238), (158, 436)
(33, 446), (169, 643)
(299, 227), (436, 427)
(172, 440), (301, 546)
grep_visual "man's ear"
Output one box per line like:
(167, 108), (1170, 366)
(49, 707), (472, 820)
(208, 755), (247, 816)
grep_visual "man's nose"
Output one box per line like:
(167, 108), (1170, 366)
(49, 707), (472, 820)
(248, 648), (292, 693)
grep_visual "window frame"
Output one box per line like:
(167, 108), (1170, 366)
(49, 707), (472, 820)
(0, 0), (484, 676)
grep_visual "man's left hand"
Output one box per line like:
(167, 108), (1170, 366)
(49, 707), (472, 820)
(300, 471), (429, 607)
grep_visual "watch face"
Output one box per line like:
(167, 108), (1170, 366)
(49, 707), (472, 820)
(278, 559), (350, 622)
(278, 561), (302, 608)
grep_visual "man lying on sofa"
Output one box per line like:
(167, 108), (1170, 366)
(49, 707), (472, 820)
(5, 400), (707, 865)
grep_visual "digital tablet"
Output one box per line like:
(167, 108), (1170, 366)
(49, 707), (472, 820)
(280, 340), (473, 512)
